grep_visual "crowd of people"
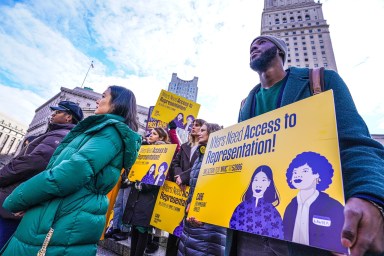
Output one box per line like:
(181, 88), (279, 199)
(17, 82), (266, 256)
(0, 34), (383, 256)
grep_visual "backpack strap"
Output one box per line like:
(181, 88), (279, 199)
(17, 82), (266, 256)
(309, 67), (325, 95)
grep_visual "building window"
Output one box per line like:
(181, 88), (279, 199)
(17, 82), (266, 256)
(318, 34), (323, 38)
(290, 17), (295, 22)
(316, 22), (320, 25)
(295, 53), (299, 56)
(302, 42), (306, 45)
(324, 63), (328, 67)
(311, 41), (315, 44)
(293, 37), (297, 40)
(313, 52), (317, 55)
(288, 60), (291, 63)
(288, 54), (291, 57)
(312, 46), (316, 49)
(319, 40), (323, 44)
(320, 46), (324, 49)
(304, 52), (308, 56)
(317, 29), (321, 32)
(283, 18), (287, 23)
(301, 36), (305, 39)
(308, 23), (311, 26)
(322, 51), (326, 54)
(314, 57), (318, 61)
(315, 64), (319, 67)
(306, 64), (310, 67)
(285, 32), (288, 35)
(322, 57), (327, 61)
(310, 35), (314, 39)
(295, 48), (298, 51)
(277, 26), (280, 29)
(303, 47), (307, 50)
(296, 59), (300, 62)
(298, 16), (302, 21)
(305, 58), (309, 61)
(293, 31), (296, 34)
(309, 29), (313, 33)
(305, 15), (310, 20)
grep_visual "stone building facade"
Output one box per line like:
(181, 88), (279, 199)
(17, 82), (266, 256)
(261, 0), (337, 71)
(26, 87), (149, 138)
(0, 113), (26, 156)
(167, 73), (198, 102)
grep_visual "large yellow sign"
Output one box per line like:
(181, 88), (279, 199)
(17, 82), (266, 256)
(150, 181), (190, 237)
(151, 90), (201, 128)
(128, 144), (177, 186)
(188, 91), (347, 254)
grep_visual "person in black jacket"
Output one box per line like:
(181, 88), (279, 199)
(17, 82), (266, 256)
(0, 101), (83, 247)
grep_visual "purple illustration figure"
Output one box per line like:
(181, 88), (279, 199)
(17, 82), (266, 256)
(184, 115), (195, 132)
(230, 165), (283, 239)
(173, 220), (184, 238)
(283, 151), (347, 253)
(173, 113), (184, 129)
(154, 162), (168, 186)
(141, 164), (156, 185)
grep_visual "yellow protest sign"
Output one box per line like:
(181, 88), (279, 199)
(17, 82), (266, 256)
(128, 144), (177, 186)
(150, 181), (190, 237)
(188, 90), (347, 254)
(151, 90), (200, 127)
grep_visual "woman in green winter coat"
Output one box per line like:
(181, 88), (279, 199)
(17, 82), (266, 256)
(1, 86), (142, 256)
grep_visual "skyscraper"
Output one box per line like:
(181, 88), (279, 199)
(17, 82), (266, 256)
(261, 0), (337, 71)
(168, 73), (199, 102)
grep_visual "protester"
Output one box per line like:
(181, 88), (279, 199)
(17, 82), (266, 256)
(166, 118), (205, 256)
(0, 86), (141, 256)
(0, 100), (83, 248)
(123, 127), (169, 256)
(104, 168), (133, 241)
(177, 122), (227, 256)
(226, 34), (384, 256)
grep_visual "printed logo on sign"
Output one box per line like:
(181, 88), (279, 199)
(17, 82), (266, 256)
(312, 215), (331, 227)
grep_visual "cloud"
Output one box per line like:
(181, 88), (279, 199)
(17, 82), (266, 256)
(0, 0), (383, 135)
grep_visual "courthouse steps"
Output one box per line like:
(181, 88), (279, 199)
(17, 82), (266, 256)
(98, 236), (167, 256)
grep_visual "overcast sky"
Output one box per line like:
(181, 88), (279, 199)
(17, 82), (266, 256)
(1, 0), (383, 134)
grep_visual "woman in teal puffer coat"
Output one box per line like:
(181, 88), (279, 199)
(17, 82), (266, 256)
(0, 85), (142, 256)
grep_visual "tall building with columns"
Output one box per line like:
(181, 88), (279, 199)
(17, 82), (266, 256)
(168, 73), (199, 102)
(26, 87), (149, 138)
(0, 113), (26, 156)
(261, 0), (337, 71)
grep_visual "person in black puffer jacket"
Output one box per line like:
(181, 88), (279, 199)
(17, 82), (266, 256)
(0, 101), (83, 248)
(178, 122), (227, 256)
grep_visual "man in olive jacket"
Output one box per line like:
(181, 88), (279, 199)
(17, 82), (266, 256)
(0, 101), (83, 247)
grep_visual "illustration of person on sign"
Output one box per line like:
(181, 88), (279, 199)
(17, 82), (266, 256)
(154, 162), (168, 186)
(230, 165), (283, 239)
(173, 113), (185, 129)
(183, 115), (195, 132)
(141, 163), (156, 185)
(283, 151), (346, 253)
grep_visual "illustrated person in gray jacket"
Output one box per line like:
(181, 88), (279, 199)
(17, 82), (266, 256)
(0, 100), (83, 247)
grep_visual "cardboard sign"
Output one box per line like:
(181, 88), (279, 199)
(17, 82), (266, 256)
(145, 106), (169, 137)
(128, 144), (177, 187)
(188, 90), (347, 254)
(150, 181), (190, 237)
(151, 90), (200, 128)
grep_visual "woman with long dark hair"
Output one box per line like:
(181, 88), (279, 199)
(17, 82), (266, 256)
(229, 165), (283, 239)
(123, 127), (169, 256)
(1, 85), (141, 256)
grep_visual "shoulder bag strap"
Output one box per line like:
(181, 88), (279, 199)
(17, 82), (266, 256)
(309, 67), (325, 95)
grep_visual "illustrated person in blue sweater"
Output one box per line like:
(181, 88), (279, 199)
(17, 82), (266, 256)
(283, 151), (346, 253)
(230, 165), (283, 239)
(154, 162), (168, 186)
(141, 164), (156, 185)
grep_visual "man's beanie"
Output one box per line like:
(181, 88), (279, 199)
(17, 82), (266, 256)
(251, 35), (288, 64)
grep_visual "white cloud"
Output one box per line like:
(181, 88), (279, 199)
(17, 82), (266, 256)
(0, 0), (383, 134)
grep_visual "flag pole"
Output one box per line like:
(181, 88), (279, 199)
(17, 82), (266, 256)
(81, 61), (94, 88)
